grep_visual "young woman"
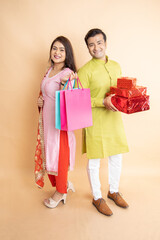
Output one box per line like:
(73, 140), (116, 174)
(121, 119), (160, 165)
(35, 36), (77, 208)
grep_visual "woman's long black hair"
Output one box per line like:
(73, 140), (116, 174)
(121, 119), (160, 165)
(49, 36), (77, 72)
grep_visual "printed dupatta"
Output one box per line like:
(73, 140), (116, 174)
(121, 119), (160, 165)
(34, 101), (46, 188)
(34, 68), (51, 188)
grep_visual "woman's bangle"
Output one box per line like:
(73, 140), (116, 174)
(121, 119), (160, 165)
(61, 82), (64, 86)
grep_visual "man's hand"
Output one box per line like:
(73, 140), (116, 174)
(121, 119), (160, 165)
(103, 94), (118, 112)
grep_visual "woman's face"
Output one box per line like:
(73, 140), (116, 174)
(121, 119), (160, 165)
(50, 41), (66, 64)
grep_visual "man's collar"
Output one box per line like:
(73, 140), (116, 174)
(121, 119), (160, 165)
(92, 55), (108, 64)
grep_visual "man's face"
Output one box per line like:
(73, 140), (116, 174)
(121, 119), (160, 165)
(87, 34), (106, 61)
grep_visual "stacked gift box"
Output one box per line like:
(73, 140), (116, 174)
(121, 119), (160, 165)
(107, 77), (150, 114)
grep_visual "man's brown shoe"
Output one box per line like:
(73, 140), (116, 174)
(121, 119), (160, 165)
(107, 191), (129, 208)
(92, 198), (113, 216)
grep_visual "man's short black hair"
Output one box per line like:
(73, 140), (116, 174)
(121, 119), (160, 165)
(85, 28), (107, 46)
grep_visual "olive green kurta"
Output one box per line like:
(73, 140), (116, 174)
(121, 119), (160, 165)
(78, 56), (129, 159)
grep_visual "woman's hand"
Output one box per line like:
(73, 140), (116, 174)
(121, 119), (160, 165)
(69, 72), (78, 81)
(37, 96), (44, 108)
(61, 72), (78, 85)
(103, 94), (118, 112)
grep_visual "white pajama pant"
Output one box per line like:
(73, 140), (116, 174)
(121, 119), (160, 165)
(87, 154), (122, 200)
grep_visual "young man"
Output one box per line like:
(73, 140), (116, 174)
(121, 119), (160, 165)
(78, 28), (129, 216)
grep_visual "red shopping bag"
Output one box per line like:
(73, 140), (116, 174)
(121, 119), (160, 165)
(60, 78), (93, 131)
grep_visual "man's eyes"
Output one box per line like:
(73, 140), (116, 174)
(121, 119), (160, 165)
(89, 42), (102, 47)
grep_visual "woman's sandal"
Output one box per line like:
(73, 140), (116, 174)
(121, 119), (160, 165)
(44, 194), (67, 208)
(67, 181), (75, 192)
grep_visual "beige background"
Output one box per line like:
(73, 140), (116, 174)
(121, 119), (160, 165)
(1, 0), (160, 239)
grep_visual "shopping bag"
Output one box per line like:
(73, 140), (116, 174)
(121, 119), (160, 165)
(55, 91), (61, 129)
(60, 90), (68, 130)
(55, 79), (75, 130)
(60, 78), (92, 131)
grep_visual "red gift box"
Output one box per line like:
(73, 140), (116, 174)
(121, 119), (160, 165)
(117, 77), (137, 89)
(110, 86), (147, 98)
(106, 76), (150, 114)
(111, 95), (150, 114)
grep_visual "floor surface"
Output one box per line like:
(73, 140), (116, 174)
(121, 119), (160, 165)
(1, 161), (160, 240)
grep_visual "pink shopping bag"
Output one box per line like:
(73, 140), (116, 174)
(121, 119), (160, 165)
(60, 90), (68, 130)
(59, 79), (74, 131)
(60, 78), (93, 131)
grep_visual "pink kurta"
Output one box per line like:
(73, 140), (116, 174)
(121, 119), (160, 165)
(41, 67), (76, 174)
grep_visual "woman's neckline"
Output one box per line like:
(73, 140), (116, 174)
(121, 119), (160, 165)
(48, 67), (66, 79)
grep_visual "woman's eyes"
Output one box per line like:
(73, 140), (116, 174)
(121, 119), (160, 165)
(52, 48), (64, 52)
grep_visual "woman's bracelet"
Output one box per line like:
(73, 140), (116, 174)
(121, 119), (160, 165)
(61, 82), (64, 86)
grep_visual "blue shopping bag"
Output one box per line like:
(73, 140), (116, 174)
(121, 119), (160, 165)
(55, 90), (61, 129)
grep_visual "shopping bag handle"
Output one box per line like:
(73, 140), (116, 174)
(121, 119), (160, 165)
(63, 78), (73, 90)
(76, 77), (83, 89)
(63, 77), (83, 90)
